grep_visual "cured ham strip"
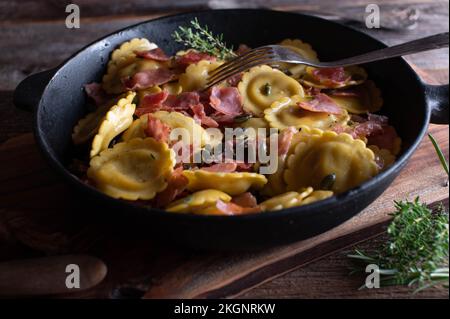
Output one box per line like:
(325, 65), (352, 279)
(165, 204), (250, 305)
(209, 200), (261, 215)
(368, 125), (399, 153)
(311, 67), (350, 86)
(227, 73), (243, 87)
(209, 86), (243, 116)
(190, 103), (219, 128)
(135, 48), (170, 61)
(297, 93), (343, 115)
(231, 192), (258, 208)
(175, 51), (216, 69)
(135, 91), (170, 116)
(165, 92), (201, 110)
(278, 127), (297, 157)
(84, 82), (109, 106)
(201, 163), (238, 173)
(122, 68), (175, 90)
(155, 167), (189, 208)
(144, 115), (171, 144)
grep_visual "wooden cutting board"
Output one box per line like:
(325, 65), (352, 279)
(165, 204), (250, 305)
(0, 122), (447, 298)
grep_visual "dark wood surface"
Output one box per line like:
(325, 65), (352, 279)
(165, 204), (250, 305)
(0, 0), (448, 299)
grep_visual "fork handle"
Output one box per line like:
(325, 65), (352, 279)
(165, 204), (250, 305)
(323, 32), (449, 67)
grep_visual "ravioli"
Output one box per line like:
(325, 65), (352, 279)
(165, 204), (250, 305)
(151, 111), (211, 146)
(238, 65), (304, 116)
(90, 91), (136, 158)
(260, 187), (314, 211)
(72, 100), (113, 145)
(330, 80), (383, 114)
(166, 189), (231, 213)
(87, 137), (175, 200)
(264, 95), (349, 130)
(299, 190), (334, 206)
(102, 38), (159, 94)
(285, 130), (379, 193)
(179, 60), (223, 91)
(162, 82), (183, 95)
(240, 117), (271, 131)
(278, 39), (319, 78)
(182, 170), (267, 195)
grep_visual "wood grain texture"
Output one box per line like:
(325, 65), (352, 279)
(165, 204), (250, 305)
(0, 1), (448, 91)
(0, 125), (447, 299)
(0, 1), (448, 299)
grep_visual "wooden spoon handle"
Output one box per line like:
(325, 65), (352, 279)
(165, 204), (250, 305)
(0, 255), (107, 297)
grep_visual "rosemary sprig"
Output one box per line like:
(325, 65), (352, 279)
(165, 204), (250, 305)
(428, 133), (449, 185)
(348, 199), (449, 293)
(172, 18), (236, 60)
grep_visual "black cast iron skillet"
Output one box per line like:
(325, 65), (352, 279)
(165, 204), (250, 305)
(13, 9), (449, 250)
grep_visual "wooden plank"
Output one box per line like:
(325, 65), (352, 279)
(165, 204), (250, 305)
(0, 0), (443, 21)
(0, 125), (447, 298)
(0, 2), (448, 91)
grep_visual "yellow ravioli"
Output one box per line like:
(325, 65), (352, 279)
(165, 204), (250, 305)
(285, 130), (379, 194)
(264, 95), (349, 130)
(238, 65), (304, 116)
(166, 189), (231, 213)
(102, 38), (158, 94)
(90, 91), (136, 158)
(278, 39), (319, 78)
(179, 60), (223, 91)
(299, 190), (334, 206)
(260, 187), (314, 211)
(330, 80), (383, 114)
(87, 137), (175, 200)
(182, 170), (267, 196)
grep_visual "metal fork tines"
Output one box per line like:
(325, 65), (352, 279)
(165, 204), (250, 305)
(206, 46), (277, 89)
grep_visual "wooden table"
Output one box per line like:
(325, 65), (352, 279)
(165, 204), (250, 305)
(0, 0), (448, 299)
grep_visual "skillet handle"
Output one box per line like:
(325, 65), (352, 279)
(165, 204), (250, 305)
(13, 68), (57, 112)
(426, 83), (449, 124)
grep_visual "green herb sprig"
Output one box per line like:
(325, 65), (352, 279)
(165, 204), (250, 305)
(428, 133), (449, 185)
(348, 199), (448, 293)
(172, 18), (237, 60)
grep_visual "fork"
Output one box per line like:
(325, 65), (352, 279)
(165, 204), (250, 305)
(205, 32), (449, 90)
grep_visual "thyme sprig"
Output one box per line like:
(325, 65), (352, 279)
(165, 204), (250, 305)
(172, 18), (237, 60)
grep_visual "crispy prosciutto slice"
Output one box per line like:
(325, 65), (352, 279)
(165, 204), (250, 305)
(135, 90), (170, 116)
(201, 163), (238, 173)
(231, 192), (258, 208)
(84, 82), (109, 106)
(190, 103), (219, 128)
(144, 115), (171, 144)
(227, 72), (243, 87)
(297, 93), (343, 115)
(368, 125), (399, 153)
(311, 67), (350, 87)
(209, 200), (261, 215)
(164, 92), (201, 110)
(209, 86), (243, 116)
(135, 48), (170, 61)
(122, 68), (175, 90)
(154, 167), (189, 208)
(175, 51), (216, 69)
(278, 127), (297, 157)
